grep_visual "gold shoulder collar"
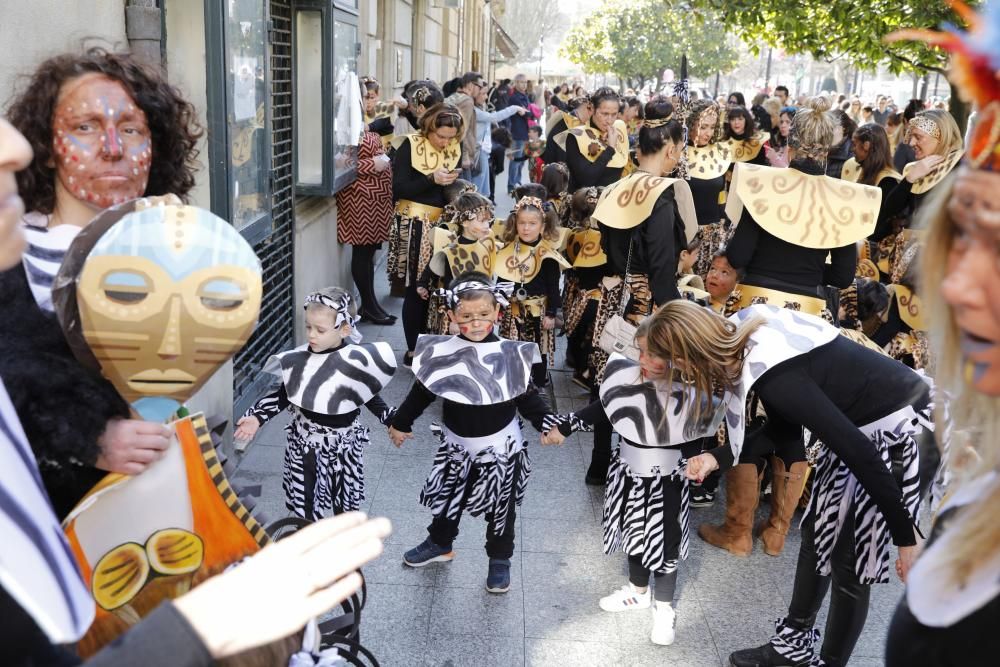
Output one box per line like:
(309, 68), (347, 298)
(593, 173), (698, 242)
(495, 239), (570, 282)
(395, 132), (461, 175)
(557, 120), (630, 167)
(840, 157), (862, 183)
(725, 163), (881, 249)
(902, 149), (963, 194)
(565, 227), (607, 267)
(891, 284), (926, 331)
(686, 142), (732, 179)
(726, 132), (768, 163)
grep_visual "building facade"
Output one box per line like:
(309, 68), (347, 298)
(0, 0), (514, 456)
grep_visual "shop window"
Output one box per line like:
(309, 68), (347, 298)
(292, 0), (360, 196)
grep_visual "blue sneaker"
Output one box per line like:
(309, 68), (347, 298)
(402, 538), (454, 567)
(486, 558), (511, 593)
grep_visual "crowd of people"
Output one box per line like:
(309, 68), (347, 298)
(2, 4), (1000, 665)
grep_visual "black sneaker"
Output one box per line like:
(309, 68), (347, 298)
(690, 487), (716, 507)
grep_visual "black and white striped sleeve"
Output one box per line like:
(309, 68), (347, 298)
(364, 394), (396, 426)
(244, 384), (289, 424)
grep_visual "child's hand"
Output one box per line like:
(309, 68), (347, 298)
(542, 315), (556, 331)
(416, 286), (430, 300)
(540, 428), (565, 446)
(685, 453), (719, 483)
(388, 427), (412, 448)
(448, 321), (460, 335)
(234, 416), (261, 443)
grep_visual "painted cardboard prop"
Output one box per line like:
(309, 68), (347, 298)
(839, 157), (902, 186)
(51, 197), (267, 656)
(592, 172), (699, 243)
(554, 119), (631, 168)
(726, 162), (883, 249)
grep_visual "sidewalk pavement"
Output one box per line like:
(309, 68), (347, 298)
(230, 171), (901, 666)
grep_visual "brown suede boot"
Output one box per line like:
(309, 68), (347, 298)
(758, 457), (809, 556)
(697, 463), (760, 557)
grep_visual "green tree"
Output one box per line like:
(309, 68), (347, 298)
(559, 0), (739, 90)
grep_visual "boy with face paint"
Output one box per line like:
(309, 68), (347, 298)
(235, 288), (397, 521)
(388, 272), (559, 594)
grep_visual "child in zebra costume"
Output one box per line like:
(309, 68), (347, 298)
(636, 302), (940, 667)
(388, 272), (557, 594)
(546, 319), (730, 646)
(235, 287), (397, 521)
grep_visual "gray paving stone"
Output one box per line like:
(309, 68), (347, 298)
(519, 486), (597, 521)
(522, 550), (626, 595)
(364, 548), (439, 587)
(362, 628), (428, 667)
(429, 585), (525, 638)
(523, 587), (621, 643)
(524, 638), (623, 666)
(422, 633), (526, 667)
(520, 516), (605, 555)
(362, 582), (434, 637)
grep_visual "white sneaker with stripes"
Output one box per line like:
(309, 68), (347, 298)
(598, 583), (651, 612)
(650, 601), (676, 645)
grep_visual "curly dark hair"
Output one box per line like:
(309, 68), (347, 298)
(7, 47), (203, 215)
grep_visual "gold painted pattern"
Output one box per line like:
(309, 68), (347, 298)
(686, 142), (733, 179)
(902, 149), (962, 194)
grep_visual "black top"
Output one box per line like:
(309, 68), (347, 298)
(880, 178), (932, 231)
(726, 207), (857, 296)
(542, 118), (568, 164)
(1, 586), (212, 667)
(565, 122), (624, 190)
(715, 335), (928, 546)
(870, 174), (906, 242)
(390, 333), (552, 436)
(0, 265), (130, 519)
(871, 298), (910, 349)
(893, 142), (916, 174)
(688, 173), (726, 225)
(885, 504), (1000, 666)
(367, 116), (394, 138)
(247, 343), (393, 428)
(391, 136), (451, 208)
(599, 187), (685, 305)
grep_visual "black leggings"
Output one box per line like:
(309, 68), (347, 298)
(738, 411), (806, 471)
(786, 505), (869, 667)
(351, 243), (380, 311)
(627, 556), (678, 603)
(402, 283), (429, 352)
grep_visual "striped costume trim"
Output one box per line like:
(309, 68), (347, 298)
(420, 423), (531, 536)
(769, 617), (819, 664)
(602, 451), (689, 574)
(283, 410), (369, 520)
(195, 413), (269, 547)
(804, 395), (935, 584)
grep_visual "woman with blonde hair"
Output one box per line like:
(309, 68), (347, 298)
(882, 162), (1000, 666)
(704, 98), (878, 560)
(624, 300), (939, 667)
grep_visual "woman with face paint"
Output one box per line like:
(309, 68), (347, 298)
(0, 48), (201, 517)
(884, 6), (1000, 662)
(0, 115), (392, 667)
(388, 102), (464, 366)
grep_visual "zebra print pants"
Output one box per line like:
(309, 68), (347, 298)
(283, 411), (369, 521)
(603, 452), (689, 575)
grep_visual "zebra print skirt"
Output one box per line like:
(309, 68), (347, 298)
(420, 420), (531, 536)
(602, 449), (689, 575)
(804, 392), (936, 584)
(283, 410), (369, 521)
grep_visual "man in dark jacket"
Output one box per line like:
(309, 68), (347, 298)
(506, 73), (532, 194)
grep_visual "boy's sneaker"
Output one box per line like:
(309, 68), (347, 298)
(599, 583), (651, 612)
(650, 601), (676, 646)
(486, 558), (511, 593)
(690, 486), (716, 507)
(402, 538), (454, 567)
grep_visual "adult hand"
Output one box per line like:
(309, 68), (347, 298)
(542, 315), (556, 331)
(95, 419), (173, 476)
(540, 429), (565, 446)
(416, 286), (430, 300)
(174, 512), (390, 659)
(234, 416), (261, 443)
(685, 453), (719, 483)
(515, 106), (527, 116)
(373, 155), (390, 172)
(388, 427), (412, 448)
(765, 145), (789, 168)
(905, 154), (945, 183)
(895, 543), (921, 583)
(393, 97), (408, 109)
(606, 125), (621, 149)
(433, 169), (459, 185)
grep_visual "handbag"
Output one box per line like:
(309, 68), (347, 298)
(598, 234), (641, 360)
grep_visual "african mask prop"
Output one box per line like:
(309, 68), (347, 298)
(52, 197), (268, 656)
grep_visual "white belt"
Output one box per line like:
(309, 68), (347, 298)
(619, 441), (682, 478)
(443, 419), (523, 457)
